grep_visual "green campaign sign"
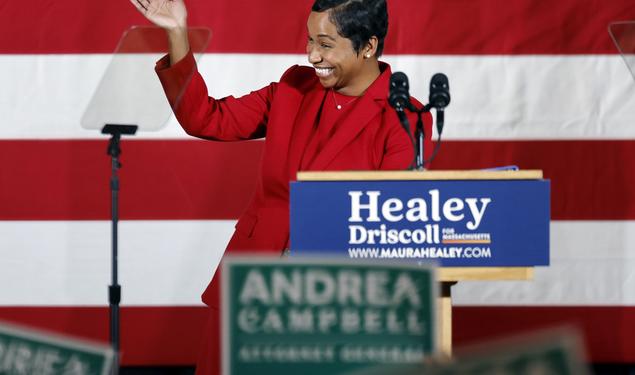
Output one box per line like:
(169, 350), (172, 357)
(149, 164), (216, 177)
(424, 331), (589, 375)
(0, 322), (113, 375)
(221, 257), (436, 375)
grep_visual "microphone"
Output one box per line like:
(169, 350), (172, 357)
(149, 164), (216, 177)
(428, 73), (450, 135)
(389, 72), (415, 112)
(388, 72), (416, 169)
(429, 73), (450, 109)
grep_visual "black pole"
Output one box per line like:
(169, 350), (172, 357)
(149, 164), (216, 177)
(414, 110), (426, 170)
(102, 124), (137, 375)
(109, 133), (121, 375)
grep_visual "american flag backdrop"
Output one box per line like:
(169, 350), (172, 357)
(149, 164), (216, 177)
(1, 0), (635, 366)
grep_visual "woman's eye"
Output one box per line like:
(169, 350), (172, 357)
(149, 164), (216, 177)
(321, 44), (331, 48)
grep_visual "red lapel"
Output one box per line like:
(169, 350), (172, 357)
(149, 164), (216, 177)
(310, 63), (392, 170)
(286, 86), (327, 181)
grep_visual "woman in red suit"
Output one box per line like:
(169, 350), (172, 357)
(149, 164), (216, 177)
(131, 0), (432, 373)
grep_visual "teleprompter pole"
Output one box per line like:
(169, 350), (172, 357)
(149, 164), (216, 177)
(102, 124), (137, 375)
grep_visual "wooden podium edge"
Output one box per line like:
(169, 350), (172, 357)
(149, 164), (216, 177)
(297, 170), (543, 181)
(439, 267), (534, 281)
(436, 266), (535, 356)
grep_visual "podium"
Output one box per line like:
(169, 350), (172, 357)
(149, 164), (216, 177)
(290, 170), (549, 355)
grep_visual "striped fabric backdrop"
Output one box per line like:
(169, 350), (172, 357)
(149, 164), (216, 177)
(1, 0), (635, 366)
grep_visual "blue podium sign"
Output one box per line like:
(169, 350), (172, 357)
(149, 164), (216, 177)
(290, 178), (550, 267)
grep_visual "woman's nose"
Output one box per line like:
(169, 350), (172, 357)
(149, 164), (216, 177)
(307, 46), (322, 64)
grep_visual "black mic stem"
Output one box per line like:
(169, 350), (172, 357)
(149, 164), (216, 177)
(396, 111), (417, 170)
(436, 109), (444, 136)
(414, 112), (425, 170)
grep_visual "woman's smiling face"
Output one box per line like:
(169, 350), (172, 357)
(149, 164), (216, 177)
(306, 11), (374, 96)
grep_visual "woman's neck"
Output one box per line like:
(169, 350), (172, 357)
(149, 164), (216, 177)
(336, 61), (381, 96)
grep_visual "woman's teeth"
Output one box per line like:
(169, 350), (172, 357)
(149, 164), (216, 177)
(315, 67), (334, 77)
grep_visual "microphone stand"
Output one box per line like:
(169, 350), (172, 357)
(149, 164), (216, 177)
(398, 103), (445, 171)
(414, 106), (430, 170)
(102, 124), (138, 375)
(399, 104), (433, 170)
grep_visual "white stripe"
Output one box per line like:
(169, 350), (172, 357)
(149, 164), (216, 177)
(1, 54), (634, 140)
(0, 220), (234, 306)
(1, 220), (635, 306)
(453, 220), (635, 306)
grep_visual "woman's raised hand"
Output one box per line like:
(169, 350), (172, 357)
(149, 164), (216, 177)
(130, 0), (188, 30)
(130, 0), (190, 64)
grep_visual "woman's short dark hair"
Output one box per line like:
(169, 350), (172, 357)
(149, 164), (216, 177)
(312, 0), (388, 57)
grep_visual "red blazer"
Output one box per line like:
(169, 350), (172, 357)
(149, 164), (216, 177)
(157, 52), (432, 304)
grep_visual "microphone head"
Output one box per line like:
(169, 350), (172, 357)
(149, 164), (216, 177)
(389, 72), (411, 111)
(429, 73), (450, 109)
(391, 72), (410, 90)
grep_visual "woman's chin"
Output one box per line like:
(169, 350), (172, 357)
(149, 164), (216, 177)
(317, 75), (337, 88)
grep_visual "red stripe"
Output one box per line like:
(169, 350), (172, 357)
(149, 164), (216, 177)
(454, 306), (635, 363)
(1, 0), (632, 54)
(430, 140), (635, 221)
(1, 140), (634, 220)
(0, 140), (263, 220)
(0, 306), (633, 365)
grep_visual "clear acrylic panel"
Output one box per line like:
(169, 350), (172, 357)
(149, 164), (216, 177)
(81, 26), (211, 132)
(609, 21), (635, 83)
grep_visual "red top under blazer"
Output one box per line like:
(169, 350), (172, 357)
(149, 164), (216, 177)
(156, 51), (433, 307)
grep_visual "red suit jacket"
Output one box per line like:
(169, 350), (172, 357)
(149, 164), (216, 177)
(157, 51), (432, 374)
